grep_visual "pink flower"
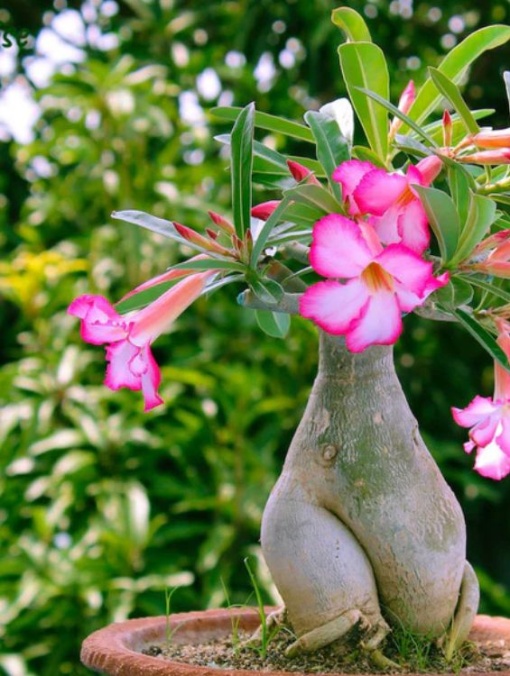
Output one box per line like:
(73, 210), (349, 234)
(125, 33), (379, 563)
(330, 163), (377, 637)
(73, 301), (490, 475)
(299, 214), (447, 352)
(467, 230), (510, 278)
(452, 320), (510, 479)
(332, 156), (442, 254)
(68, 271), (214, 411)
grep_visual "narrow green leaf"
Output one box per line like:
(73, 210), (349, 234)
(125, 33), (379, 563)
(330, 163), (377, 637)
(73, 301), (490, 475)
(428, 68), (479, 135)
(413, 185), (460, 262)
(453, 308), (510, 370)
(331, 7), (372, 42)
(451, 193), (498, 265)
(250, 278), (284, 304)
(231, 102), (255, 237)
(338, 42), (389, 161)
(406, 25), (510, 127)
(504, 71), (510, 117)
(169, 258), (247, 273)
(250, 196), (292, 266)
(285, 183), (343, 215)
(466, 276), (510, 304)
(356, 86), (437, 147)
(211, 106), (314, 143)
(303, 110), (350, 198)
(352, 145), (387, 167)
(112, 210), (182, 241)
(254, 309), (291, 338)
(447, 163), (476, 225)
(434, 277), (473, 309)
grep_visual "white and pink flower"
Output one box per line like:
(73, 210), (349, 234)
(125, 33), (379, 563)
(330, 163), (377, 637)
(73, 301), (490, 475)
(68, 270), (214, 411)
(299, 214), (448, 353)
(332, 156), (442, 254)
(452, 320), (510, 480)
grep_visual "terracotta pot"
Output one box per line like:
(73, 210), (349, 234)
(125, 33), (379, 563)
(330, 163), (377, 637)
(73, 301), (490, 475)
(81, 608), (510, 676)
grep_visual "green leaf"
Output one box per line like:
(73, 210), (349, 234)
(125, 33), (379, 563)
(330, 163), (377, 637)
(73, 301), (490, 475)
(504, 71), (510, 117)
(331, 7), (372, 42)
(250, 195), (292, 266)
(112, 210), (183, 242)
(356, 86), (437, 147)
(453, 308), (510, 370)
(413, 185), (460, 262)
(434, 277), (474, 309)
(337, 42), (389, 161)
(230, 102), (255, 238)
(285, 183), (343, 215)
(406, 25), (510, 127)
(254, 309), (291, 338)
(447, 163), (476, 225)
(249, 277), (284, 304)
(450, 193), (498, 265)
(466, 276), (510, 304)
(211, 106), (314, 143)
(303, 110), (350, 198)
(427, 68), (480, 135)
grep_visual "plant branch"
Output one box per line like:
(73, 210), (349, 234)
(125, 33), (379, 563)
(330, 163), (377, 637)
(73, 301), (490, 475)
(238, 290), (301, 315)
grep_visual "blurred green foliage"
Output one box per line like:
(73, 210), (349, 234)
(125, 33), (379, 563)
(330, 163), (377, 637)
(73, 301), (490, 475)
(1, 0), (510, 674)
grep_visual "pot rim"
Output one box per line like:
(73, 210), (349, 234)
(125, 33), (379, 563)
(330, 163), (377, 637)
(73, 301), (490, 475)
(81, 609), (510, 676)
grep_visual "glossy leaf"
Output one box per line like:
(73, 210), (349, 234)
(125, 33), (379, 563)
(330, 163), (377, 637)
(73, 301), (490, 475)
(331, 6), (372, 42)
(450, 193), (498, 265)
(447, 163), (477, 225)
(413, 185), (460, 262)
(338, 42), (389, 161)
(254, 309), (291, 338)
(406, 25), (510, 127)
(356, 86), (437, 147)
(453, 308), (510, 370)
(211, 106), (314, 143)
(467, 276), (510, 304)
(285, 183), (343, 216)
(250, 195), (292, 266)
(231, 102), (255, 238)
(428, 68), (479, 135)
(303, 109), (350, 199)
(249, 277), (284, 304)
(112, 210), (184, 242)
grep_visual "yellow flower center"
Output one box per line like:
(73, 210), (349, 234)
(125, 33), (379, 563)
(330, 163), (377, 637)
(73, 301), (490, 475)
(361, 262), (394, 293)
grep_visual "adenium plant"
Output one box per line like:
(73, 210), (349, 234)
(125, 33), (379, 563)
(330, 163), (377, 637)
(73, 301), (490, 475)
(72, 7), (510, 664)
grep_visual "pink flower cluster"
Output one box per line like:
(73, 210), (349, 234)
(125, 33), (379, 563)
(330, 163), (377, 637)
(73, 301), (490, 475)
(68, 270), (214, 411)
(299, 158), (448, 352)
(452, 320), (510, 480)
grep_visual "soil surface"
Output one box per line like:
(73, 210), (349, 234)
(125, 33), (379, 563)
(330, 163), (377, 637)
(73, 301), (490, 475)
(142, 625), (510, 674)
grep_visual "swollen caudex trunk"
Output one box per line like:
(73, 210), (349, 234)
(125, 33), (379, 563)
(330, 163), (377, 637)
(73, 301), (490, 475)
(261, 331), (478, 654)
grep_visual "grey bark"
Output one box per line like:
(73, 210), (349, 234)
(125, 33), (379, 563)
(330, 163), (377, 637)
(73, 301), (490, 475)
(261, 331), (477, 652)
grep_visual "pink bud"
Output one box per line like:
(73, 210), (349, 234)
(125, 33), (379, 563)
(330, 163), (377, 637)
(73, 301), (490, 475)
(174, 222), (232, 255)
(470, 127), (510, 149)
(207, 211), (235, 234)
(415, 155), (443, 184)
(458, 149), (510, 165)
(251, 200), (280, 220)
(443, 110), (452, 147)
(286, 160), (320, 185)
(389, 80), (415, 139)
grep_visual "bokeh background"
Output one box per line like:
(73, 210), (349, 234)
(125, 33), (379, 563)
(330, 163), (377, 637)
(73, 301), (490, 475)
(1, 1), (510, 674)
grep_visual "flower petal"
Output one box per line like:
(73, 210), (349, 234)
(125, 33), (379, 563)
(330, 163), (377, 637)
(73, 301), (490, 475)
(471, 414), (500, 448)
(496, 414), (510, 455)
(473, 441), (510, 480)
(452, 395), (498, 427)
(105, 340), (143, 391)
(396, 199), (430, 254)
(332, 159), (375, 204)
(68, 294), (127, 345)
(345, 290), (402, 352)
(299, 279), (369, 335)
(353, 169), (409, 216)
(138, 345), (164, 411)
(309, 214), (372, 279)
(105, 340), (163, 410)
(376, 244), (435, 300)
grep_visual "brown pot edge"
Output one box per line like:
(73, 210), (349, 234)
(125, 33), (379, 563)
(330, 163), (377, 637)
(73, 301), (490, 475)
(80, 610), (510, 676)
